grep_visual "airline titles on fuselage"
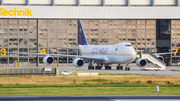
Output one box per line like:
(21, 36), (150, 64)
(91, 47), (109, 54)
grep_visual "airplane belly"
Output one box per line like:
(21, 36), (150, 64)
(106, 55), (136, 64)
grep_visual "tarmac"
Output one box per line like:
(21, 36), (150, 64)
(0, 95), (180, 101)
(0, 65), (180, 75)
(58, 65), (180, 75)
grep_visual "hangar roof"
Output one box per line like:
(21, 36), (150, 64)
(1, 0), (180, 6)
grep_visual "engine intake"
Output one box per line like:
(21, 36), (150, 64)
(43, 55), (54, 65)
(73, 58), (84, 68)
(136, 58), (147, 67)
(155, 55), (164, 62)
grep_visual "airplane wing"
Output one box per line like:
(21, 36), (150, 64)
(51, 46), (80, 50)
(153, 52), (177, 55)
(1, 52), (105, 61)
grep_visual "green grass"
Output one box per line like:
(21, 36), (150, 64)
(1, 83), (180, 96)
(1, 83), (180, 88)
(171, 69), (180, 71)
(1, 87), (180, 96)
(84, 79), (108, 82)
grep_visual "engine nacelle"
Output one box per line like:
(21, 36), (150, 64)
(73, 58), (84, 68)
(136, 58), (147, 67)
(43, 55), (54, 65)
(155, 55), (164, 62)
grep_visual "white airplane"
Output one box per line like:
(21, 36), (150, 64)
(0, 20), (177, 70)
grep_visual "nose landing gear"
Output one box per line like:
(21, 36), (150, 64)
(125, 67), (130, 71)
(125, 63), (130, 71)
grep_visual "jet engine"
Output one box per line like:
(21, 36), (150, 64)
(43, 55), (54, 65)
(136, 58), (147, 67)
(73, 58), (84, 68)
(155, 55), (164, 62)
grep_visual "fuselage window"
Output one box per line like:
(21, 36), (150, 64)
(125, 45), (132, 47)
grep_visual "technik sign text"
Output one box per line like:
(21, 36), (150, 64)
(0, 8), (32, 16)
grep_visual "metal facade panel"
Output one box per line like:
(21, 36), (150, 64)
(29, 0), (51, 4)
(141, 7), (154, 19)
(79, 7), (91, 18)
(1, 6), (180, 19)
(3, 0), (26, 4)
(178, 7), (180, 18)
(80, 0), (102, 5)
(66, 7), (79, 18)
(167, 7), (179, 18)
(130, 0), (151, 5)
(128, 7), (142, 19)
(41, 7), (55, 18)
(55, 0), (77, 5)
(155, 0), (176, 5)
(154, 7), (167, 18)
(28, 6), (42, 18)
(91, 7), (105, 18)
(105, 0), (126, 5)
(104, 7), (117, 18)
(54, 6), (67, 18)
(116, 7), (129, 19)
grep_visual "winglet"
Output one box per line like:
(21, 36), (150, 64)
(78, 19), (88, 45)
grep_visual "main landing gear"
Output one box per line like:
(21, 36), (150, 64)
(105, 65), (111, 70)
(88, 62), (103, 70)
(88, 62), (130, 71)
(95, 63), (103, 70)
(116, 64), (123, 70)
(88, 62), (94, 70)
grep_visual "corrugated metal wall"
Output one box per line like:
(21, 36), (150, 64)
(0, 6), (180, 19)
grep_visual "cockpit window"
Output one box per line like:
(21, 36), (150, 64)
(125, 44), (132, 47)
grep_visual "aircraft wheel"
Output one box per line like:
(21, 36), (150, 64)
(120, 66), (123, 70)
(109, 66), (111, 70)
(95, 66), (98, 70)
(125, 67), (127, 71)
(105, 66), (108, 70)
(88, 66), (91, 70)
(95, 66), (101, 70)
(128, 67), (130, 71)
(116, 66), (120, 70)
(91, 66), (94, 70)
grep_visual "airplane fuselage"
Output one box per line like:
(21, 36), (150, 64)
(79, 42), (136, 64)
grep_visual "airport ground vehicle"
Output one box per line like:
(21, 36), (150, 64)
(60, 71), (73, 75)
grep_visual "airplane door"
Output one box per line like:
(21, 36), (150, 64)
(120, 44), (123, 49)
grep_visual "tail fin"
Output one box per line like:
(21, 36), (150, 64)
(78, 19), (88, 45)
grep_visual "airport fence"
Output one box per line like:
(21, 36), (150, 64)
(0, 67), (58, 76)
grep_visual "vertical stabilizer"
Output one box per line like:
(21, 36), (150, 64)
(78, 19), (88, 45)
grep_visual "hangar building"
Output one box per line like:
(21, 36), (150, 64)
(0, 0), (179, 67)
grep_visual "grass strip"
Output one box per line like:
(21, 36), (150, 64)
(171, 69), (180, 71)
(1, 83), (180, 88)
(1, 87), (180, 96)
